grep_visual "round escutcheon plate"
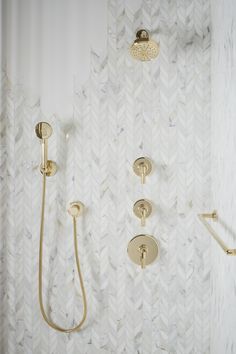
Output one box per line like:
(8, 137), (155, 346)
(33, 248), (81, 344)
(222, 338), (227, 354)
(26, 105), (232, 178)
(127, 234), (159, 267)
(133, 157), (152, 177)
(133, 199), (152, 219)
(68, 201), (84, 218)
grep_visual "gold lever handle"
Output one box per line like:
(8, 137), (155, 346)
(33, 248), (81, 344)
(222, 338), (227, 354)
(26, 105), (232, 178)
(133, 157), (152, 184)
(139, 245), (147, 269)
(141, 164), (147, 184)
(141, 208), (147, 227)
(133, 199), (152, 227)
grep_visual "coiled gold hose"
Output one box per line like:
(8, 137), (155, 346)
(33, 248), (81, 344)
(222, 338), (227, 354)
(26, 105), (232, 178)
(39, 172), (87, 332)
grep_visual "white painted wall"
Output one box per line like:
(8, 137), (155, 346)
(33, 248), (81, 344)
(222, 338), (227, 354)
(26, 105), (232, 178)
(211, 0), (236, 353)
(1, 0), (108, 119)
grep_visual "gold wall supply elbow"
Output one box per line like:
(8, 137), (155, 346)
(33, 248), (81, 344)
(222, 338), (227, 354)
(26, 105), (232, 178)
(35, 122), (87, 332)
(198, 210), (236, 256)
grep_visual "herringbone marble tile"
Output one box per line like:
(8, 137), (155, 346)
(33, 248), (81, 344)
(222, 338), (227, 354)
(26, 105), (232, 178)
(0, 0), (211, 353)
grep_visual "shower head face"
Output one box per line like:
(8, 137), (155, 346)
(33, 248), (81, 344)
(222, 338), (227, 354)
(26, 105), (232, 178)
(130, 29), (159, 61)
(35, 122), (53, 139)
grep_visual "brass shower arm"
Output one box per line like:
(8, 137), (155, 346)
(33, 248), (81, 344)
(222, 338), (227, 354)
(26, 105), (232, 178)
(198, 211), (236, 256)
(141, 208), (147, 227)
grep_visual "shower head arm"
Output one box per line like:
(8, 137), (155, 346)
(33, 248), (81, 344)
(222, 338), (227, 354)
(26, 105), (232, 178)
(136, 29), (149, 41)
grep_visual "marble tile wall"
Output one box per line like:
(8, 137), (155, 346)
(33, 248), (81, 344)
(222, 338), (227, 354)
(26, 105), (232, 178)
(211, 1), (236, 353)
(0, 0), (211, 353)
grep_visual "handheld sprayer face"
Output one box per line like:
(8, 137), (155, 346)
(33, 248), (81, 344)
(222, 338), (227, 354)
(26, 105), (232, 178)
(35, 122), (57, 176)
(35, 122), (53, 140)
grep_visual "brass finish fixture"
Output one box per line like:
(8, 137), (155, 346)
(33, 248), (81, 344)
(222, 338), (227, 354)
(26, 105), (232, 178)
(40, 160), (57, 177)
(139, 244), (148, 269)
(35, 122), (57, 177)
(35, 121), (53, 139)
(133, 199), (152, 226)
(198, 210), (236, 256)
(127, 234), (158, 269)
(133, 157), (152, 184)
(130, 29), (160, 61)
(68, 201), (84, 218)
(35, 122), (87, 332)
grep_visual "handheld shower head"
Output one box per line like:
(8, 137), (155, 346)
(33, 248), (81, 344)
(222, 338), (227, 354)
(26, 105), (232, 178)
(35, 121), (57, 176)
(130, 29), (159, 61)
(35, 122), (52, 140)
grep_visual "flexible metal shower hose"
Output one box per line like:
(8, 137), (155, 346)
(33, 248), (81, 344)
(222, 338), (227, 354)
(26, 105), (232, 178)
(39, 172), (87, 333)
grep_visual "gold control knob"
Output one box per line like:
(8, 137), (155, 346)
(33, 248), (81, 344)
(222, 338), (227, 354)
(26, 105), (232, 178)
(133, 199), (152, 226)
(133, 157), (152, 184)
(127, 234), (158, 269)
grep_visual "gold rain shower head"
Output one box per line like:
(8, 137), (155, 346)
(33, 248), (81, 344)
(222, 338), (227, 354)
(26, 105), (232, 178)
(130, 29), (159, 61)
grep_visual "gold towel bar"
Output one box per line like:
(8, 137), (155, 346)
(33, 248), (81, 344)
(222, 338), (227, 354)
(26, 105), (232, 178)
(198, 211), (236, 256)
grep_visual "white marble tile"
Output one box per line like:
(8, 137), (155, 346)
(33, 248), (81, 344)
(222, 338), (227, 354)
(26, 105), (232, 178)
(211, 1), (236, 353)
(0, 0), (211, 353)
